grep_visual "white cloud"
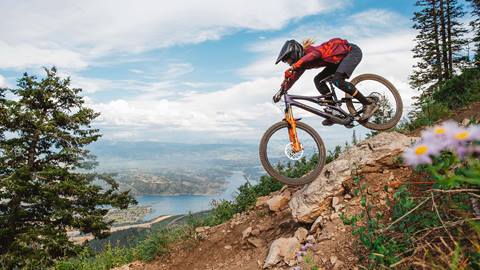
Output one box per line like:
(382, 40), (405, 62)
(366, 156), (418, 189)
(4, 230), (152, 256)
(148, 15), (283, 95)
(0, 0), (344, 70)
(128, 69), (144, 74)
(91, 77), (281, 134)
(164, 63), (194, 78)
(0, 74), (6, 87)
(0, 42), (87, 70)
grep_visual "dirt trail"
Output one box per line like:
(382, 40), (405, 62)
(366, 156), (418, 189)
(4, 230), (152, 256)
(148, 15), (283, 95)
(118, 103), (480, 270)
(121, 156), (417, 270)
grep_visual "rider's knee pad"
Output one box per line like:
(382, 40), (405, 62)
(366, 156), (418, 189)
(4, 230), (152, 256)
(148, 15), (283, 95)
(332, 73), (355, 95)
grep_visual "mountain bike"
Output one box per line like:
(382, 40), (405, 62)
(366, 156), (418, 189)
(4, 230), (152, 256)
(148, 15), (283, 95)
(259, 73), (403, 185)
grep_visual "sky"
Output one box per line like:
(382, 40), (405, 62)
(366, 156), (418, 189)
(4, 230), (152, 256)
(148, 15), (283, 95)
(0, 0), (430, 146)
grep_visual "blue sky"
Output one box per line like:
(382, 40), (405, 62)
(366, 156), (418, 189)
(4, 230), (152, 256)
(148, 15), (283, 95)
(0, 0), (438, 146)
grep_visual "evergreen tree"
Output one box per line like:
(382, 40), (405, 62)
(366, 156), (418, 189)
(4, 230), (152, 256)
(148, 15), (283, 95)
(0, 68), (136, 268)
(468, 0), (480, 64)
(410, 0), (467, 93)
(411, 0), (443, 92)
(445, 0), (468, 70)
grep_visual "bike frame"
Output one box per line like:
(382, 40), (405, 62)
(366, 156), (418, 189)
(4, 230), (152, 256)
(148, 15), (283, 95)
(281, 78), (363, 152)
(283, 80), (363, 124)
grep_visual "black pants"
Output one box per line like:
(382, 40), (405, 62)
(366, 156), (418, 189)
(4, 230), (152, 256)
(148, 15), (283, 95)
(313, 43), (369, 105)
(314, 64), (339, 96)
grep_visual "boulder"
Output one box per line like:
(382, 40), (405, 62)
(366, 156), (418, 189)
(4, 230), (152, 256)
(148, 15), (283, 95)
(289, 132), (417, 223)
(267, 193), (291, 212)
(263, 237), (301, 268)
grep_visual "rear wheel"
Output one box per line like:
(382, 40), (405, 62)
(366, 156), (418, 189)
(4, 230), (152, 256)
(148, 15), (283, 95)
(345, 74), (403, 131)
(259, 121), (326, 185)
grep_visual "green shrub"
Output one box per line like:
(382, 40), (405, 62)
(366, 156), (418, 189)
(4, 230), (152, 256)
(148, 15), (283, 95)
(432, 68), (480, 109)
(399, 68), (480, 132)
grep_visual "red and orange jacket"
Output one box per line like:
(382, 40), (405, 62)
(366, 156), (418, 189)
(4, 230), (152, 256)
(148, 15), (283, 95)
(282, 38), (352, 90)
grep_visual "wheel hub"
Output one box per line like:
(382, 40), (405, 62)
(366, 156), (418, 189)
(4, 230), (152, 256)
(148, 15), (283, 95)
(284, 143), (304, 160)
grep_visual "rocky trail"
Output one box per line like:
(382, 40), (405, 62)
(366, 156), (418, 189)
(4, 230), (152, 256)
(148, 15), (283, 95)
(114, 102), (480, 270)
(114, 131), (421, 270)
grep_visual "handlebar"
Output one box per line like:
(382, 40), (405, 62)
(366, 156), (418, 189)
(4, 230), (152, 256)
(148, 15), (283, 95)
(273, 88), (285, 103)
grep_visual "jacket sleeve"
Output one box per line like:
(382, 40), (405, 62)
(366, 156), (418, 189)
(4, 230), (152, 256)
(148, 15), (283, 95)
(292, 49), (322, 70)
(281, 49), (322, 90)
(281, 69), (305, 91)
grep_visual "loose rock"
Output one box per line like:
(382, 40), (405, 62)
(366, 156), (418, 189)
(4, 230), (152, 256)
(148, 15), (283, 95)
(267, 194), (290, 212)
(242, 227), (252, 240)
(247, 237), (266, 248)
(256, 196), (270, 207)
(195, 226), (210, 233)
(294, 227), (308, 243)
(263, 237), (300, 268)
(309, 216), (323, 234)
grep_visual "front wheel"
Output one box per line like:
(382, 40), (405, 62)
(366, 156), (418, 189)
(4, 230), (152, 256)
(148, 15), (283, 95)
(345, 74), (403, 131)
(259, 121), (326, 186)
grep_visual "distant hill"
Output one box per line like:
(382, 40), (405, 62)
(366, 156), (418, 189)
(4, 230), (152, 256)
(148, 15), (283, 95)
(88, 141), (259, 171)
(88, 141), (264, 195)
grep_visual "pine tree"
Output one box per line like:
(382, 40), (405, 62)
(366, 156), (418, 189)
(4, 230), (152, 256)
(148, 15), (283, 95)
(0, 68), (136, 268)
(445, 0), (468, 70)
(411, 0), (443, 92)
(410, 0), (467, 93)
(468, 0), (480, 64)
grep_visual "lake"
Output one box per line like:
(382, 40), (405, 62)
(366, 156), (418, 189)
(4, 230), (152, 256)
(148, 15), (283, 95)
(137, 171), (247, 221)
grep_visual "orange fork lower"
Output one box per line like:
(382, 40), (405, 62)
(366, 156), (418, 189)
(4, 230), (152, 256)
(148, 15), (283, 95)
(285, 107), (302, 152)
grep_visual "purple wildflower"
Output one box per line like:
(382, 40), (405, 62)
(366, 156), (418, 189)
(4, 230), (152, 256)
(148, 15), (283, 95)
(293, 266), (301, 270)
(304, 243), (313, 249)
(468, 125), (480, 141)
(443, 122), (479, 144)
(455, 145), (469, 159)
(403, 142), (440, 166)
(421, 121), (458, 149)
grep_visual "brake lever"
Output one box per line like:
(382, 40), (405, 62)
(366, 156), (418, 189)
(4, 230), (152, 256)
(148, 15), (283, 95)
(273, 88), (285, 103)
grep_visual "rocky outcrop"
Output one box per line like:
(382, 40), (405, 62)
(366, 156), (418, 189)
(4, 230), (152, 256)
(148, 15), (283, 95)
(289, 132), (417, 223)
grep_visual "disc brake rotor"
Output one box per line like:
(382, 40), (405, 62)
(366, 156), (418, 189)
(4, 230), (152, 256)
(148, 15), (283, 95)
(284, 143), (304, 160)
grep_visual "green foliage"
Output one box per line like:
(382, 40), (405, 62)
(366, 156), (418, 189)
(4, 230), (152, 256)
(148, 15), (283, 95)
(326, 145), (342, 164)
(303, 251), (320, 270)
(340, 176), (408, 268)
(398, 99), (452, 131)
(134, 226), (190, 261)
(399, 68), (480, 132)
(54, 245), (134, 270)
(431, 68), (480, 109)
(343, 128), (480, 269)
(53, 225), (193, 270)
(0, 68), (136, 269)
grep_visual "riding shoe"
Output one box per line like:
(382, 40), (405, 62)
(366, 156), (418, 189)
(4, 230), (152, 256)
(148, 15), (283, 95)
(359, 103), (378, 121)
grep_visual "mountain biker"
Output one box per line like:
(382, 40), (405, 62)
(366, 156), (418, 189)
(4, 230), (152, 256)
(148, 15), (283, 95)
(275, 38), (377, 126)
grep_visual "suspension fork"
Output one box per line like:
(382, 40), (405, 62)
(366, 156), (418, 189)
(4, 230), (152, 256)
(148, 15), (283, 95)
(284, 106), (302, 153)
